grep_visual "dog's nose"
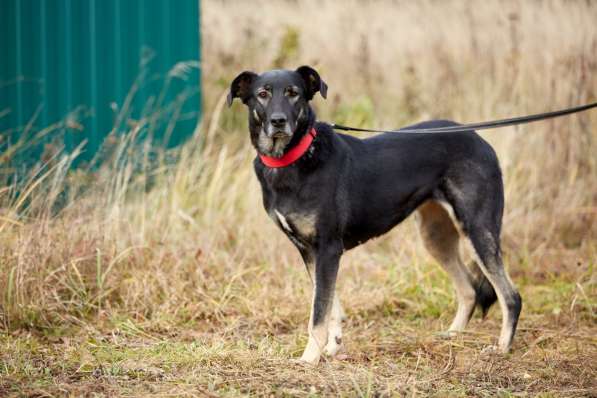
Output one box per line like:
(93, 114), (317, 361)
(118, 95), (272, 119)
(270, 113), (287, 128)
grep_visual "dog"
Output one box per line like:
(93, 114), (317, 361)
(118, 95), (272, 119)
(227, 66), (522, 365)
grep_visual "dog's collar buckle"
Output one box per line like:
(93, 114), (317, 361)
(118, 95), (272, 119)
(259, 128), (317, 168)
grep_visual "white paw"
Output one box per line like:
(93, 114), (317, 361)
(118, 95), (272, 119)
(480, 345), (499, 356)
(297, 352), (320, 365)
(436, 330), (458, 340)
(291, 357), (317, 366)
(323, 334), (342, 356)
(481, 343), (512, 355)
(297, 339), (323, 365)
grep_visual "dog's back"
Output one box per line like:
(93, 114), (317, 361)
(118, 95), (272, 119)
(327, 120), (503, 248)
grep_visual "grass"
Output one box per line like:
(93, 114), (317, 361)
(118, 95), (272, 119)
(1, 0), (597, 396)
(1, 273), (595, 396)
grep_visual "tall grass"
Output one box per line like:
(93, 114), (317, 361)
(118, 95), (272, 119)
(0, 0), (595, 335)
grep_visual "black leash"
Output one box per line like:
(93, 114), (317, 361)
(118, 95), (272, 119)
(330, 101), (597, 134)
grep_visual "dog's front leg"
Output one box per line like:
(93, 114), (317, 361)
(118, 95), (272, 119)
(299, 249), (344, 358)
(299, 241), (342, 365)
(323, 292), (344, 356)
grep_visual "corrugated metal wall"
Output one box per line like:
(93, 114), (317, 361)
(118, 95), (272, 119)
(0, 0), (201, 167)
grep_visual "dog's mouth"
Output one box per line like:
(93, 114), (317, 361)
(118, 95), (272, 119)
(271, 131), (289, 139)
(258, 130), (292, 158)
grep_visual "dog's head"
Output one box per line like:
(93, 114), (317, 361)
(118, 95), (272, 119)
(227, 66), (327, 157)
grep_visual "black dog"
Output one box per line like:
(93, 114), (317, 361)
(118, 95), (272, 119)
(228, 66), (522, 364)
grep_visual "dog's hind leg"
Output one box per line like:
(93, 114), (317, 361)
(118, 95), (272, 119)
(444, 172), (522, 353)
(465, 226), (522, 353)
(416, 201), (477, 332)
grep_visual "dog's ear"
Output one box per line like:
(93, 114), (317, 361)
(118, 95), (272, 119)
(227, 71), (258, 107)
(296, 65), (328, 100)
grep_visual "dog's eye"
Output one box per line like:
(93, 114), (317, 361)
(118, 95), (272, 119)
(258, 91), (268, 99)
(287, 90), (298, 97)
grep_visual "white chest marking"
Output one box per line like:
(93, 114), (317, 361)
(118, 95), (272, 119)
(274, 209), (292, 232)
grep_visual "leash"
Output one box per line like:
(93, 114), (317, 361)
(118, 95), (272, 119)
(330, 101), (597, 134)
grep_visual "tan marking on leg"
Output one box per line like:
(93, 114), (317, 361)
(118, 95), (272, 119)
(417, 201), (476, 332)
(323, 293), (343, 356)
(465, 228), (520, 353)
(469, 246), (519, 353)
(442, 259), (477, 332)
(299, 278), (328, 364)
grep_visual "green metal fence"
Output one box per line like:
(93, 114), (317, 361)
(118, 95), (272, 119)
(0, 0), (201, 168)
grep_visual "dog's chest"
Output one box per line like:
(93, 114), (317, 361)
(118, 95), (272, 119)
(268, 207), (317, 247)
(257, 166), (320, 246)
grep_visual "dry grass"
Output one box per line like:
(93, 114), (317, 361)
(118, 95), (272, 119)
(1, 0), (596, 396)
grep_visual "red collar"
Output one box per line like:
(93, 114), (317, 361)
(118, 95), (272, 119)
(259, 128), (317, 168)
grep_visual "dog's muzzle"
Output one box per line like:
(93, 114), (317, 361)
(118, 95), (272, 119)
(270, 130), (291, 139)
(258, 124), (293, 157)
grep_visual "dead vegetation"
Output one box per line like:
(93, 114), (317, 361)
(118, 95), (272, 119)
(1, 0), (596, 396)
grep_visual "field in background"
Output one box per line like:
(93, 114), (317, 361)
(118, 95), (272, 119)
(1, 1), (596, 396)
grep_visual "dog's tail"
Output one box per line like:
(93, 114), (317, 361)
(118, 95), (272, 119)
(469, 261), (498, 318)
